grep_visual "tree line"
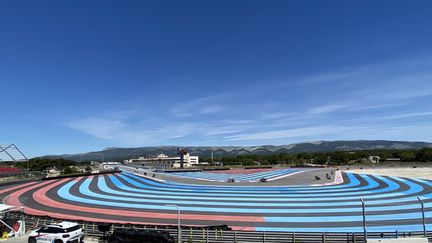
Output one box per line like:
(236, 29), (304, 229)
(12, 148), (432, 171)
(16, 157), (90, 173)
(200, 148), (432, 166)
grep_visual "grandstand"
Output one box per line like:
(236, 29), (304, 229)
(0, 144), (28, 163)
(0, 144), (35, 183)
(0, 166), (22, 173)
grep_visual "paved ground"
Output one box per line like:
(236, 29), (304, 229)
(347, 167), (432, 180)
(121, 166), (337, 186)
(0, 236), (27, 243)
(2, 168), (432, 233)
(0, 235), (100, 243)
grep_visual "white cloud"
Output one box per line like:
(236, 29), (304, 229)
(261, 112), (295, 120)
(309, 105), (346, 114)
(199, 105), (225, 114)
(67, 57), (432, 146)
(169, 94), (231, 117)
(68, 119), (127, 140)
(69, 118), (198, 146)
(224, 126), (348, 141)
(375, 111), (432, 120)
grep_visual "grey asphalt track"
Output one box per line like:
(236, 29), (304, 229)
(1, 170), (431, 233)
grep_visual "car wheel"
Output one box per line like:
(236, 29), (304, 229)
(54, 240), (63, 243)
(28, 237), (37, 243)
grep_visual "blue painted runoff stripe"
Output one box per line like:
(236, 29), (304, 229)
(56, 178), (432, 214)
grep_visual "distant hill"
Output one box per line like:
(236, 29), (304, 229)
(42, 140), (432, 162)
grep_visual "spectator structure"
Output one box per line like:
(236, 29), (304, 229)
(0, 144), (28, 162)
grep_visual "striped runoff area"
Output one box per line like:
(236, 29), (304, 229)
(165, 168), (304, 182)
(1, 171), (432, 233)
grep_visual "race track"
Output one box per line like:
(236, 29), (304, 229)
(164, 168), (305, 182)
(1, 171), (431, 233)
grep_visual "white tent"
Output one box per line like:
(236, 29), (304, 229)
(0, 204), (25, 237)
(0, 204), (17, 212)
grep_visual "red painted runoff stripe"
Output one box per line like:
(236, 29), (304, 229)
(33, 178), (265, 223)
(22, 206), (258, 230)
(3, 178), (177, 226)
(231, 226), (257, 231)
(0, 181), (39, 195)
(3, 180), (61, 206)
(23, 206), (168, 226)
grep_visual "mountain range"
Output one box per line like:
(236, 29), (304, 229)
(43, 140), (432, 162)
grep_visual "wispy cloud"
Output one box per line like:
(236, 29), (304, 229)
(309, 105), (346, 114)
(169, 93), (231, 117)
(199, 105), (225, 114)
(69, 119), (127, 140)
(68, 56), (432, 146)
(261, 112), (295, 120)
(224, 126), (351, 141)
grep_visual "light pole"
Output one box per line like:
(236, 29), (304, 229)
(165, 204), (181, 243)
(417, 197), (426, 237)
(360, 198), (367, 242)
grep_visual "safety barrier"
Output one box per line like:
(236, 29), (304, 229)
(6, 212), (431, 243)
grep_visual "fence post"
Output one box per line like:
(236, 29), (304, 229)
(322, 232), (325, 243)
(206, 229), (209, 243)
(234, 231), (237, 243)
(293, 232), (296, 243)
(418, 196), (427, 237)
(263, 231), (266, 243)
(189, 228), (192, 242)
(360, 198), (367, 242)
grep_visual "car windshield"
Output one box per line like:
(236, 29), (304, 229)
(38, 227), (64, 233)
(37, 225), (80, 233)
(65, 225), (81, 232)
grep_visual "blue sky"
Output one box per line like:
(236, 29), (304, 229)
(1, 1), (432, 157)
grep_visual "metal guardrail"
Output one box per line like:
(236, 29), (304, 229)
(5, 213), (431, 243)
(0, 171), (45, 186)
(0, 171), (44, 178)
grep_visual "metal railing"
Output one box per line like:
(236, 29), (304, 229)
(0, 171), (45, 185)
(5, 212), (431, 243)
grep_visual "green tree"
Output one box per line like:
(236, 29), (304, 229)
(400, 151), (416, 161)
(63, 166), (77, 175)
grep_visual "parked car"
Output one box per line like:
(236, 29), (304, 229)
(28, 221), (84, 243)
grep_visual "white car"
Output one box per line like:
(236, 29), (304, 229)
(28, 221), (84, 243)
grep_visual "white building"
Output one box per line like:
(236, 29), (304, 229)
(101, 161), (121, 170)
(125, 153), (199, 169)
